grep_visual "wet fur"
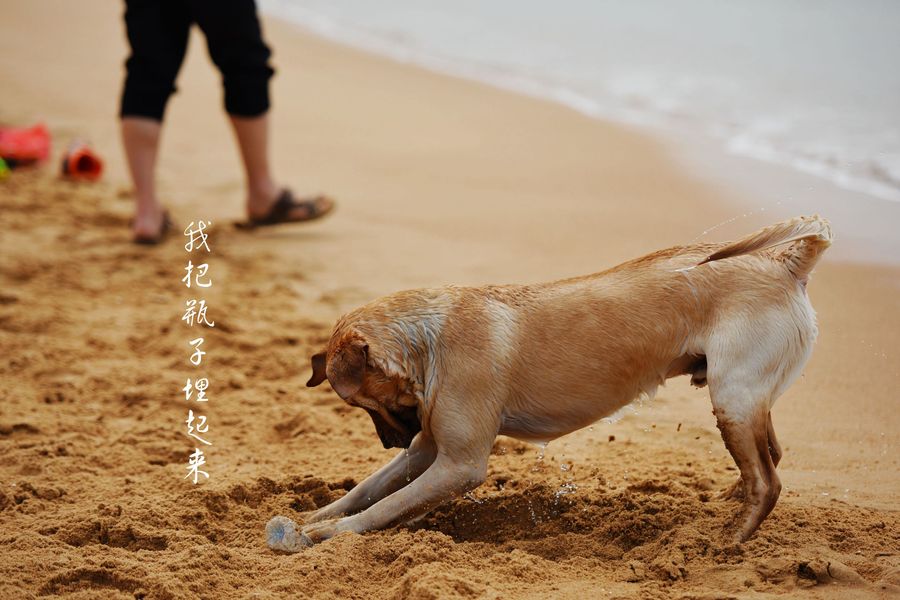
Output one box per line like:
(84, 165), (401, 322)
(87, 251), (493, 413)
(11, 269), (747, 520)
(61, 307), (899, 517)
(270, 216), (832, 551)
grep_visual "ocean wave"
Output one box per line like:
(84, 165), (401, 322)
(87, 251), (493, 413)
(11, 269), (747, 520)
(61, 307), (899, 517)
(260, 0), (900, 204)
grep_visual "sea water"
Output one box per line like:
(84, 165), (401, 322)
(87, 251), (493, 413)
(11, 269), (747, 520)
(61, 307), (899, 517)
(261, 0), (900, 203)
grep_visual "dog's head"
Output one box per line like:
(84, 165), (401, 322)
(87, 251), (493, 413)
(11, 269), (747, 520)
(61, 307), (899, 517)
(306, 331), (421, 449)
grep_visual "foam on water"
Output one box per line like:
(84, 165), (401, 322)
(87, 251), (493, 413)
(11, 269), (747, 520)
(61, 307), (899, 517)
(261, 0), (900, 204)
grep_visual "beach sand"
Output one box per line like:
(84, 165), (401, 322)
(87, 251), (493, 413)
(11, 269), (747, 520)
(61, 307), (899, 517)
(1, 1), (898, 598)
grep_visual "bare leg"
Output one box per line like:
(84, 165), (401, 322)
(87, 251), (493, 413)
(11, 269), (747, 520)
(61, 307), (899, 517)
(230, 114), (334, 223)
(304, 433), (438, 524)
(121, 117), (165, 239)
(228, 114), (280, 219)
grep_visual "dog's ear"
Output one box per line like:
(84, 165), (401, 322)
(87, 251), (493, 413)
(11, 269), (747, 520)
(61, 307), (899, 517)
(326, 339), (368, 399)
(306, 352), (327, 387)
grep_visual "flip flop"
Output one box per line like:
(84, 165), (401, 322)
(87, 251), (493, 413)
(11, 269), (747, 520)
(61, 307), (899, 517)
(133, 211), (173, 245)
(237, 189), (334, 229)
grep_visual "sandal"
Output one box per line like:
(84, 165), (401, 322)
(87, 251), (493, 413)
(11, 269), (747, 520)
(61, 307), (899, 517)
(237, 189), (334, 229)
(133, 211), (173, 245)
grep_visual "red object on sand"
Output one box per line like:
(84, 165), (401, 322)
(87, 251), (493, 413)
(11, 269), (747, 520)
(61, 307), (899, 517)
(0, 123), (51, 165)
(61, 143), (103, 181)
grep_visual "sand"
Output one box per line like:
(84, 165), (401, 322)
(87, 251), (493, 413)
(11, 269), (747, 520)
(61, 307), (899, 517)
(1, 1), (898, 598)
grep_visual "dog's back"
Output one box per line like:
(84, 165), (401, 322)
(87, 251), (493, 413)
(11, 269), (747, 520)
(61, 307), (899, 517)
(465, 216), (832, 440)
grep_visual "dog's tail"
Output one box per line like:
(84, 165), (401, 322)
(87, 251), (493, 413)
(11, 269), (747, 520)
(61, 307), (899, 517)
(698, 215), (832, 280)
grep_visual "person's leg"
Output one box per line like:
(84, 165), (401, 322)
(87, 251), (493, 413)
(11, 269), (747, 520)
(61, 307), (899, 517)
(230, 113), (332, 222)
(120, 0), (191, 240)
(228, 114), (280, 219)
(122, 118), (165, 238)
(193, 0), (332, 222)
(190, 0), (275, 214)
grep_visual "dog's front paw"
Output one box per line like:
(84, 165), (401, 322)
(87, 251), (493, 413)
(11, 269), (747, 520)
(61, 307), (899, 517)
(301, 517), (348, 545)
(301, 507), (335, 525)
(266, 515), (313, 553)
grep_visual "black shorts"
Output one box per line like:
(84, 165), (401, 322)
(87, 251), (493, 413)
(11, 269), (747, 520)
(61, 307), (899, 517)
(120, 0), (275, 120)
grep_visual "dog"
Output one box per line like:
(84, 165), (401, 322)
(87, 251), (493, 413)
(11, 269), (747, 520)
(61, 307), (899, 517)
(266, 215), (832, 551)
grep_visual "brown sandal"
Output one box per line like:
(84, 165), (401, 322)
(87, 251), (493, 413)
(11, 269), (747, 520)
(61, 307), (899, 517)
(237, 189), (335, 229)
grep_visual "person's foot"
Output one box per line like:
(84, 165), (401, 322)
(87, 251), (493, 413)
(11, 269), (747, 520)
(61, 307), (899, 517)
(247, 182), (284, 221)
(242, 188), (334, 227)
(132, 205), (171, 244)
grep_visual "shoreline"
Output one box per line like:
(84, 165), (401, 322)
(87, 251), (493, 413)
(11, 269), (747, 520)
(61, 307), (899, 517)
(259, 0), (900, 209)
(659, 129), (900, 267)
(261, 5), (900, 269)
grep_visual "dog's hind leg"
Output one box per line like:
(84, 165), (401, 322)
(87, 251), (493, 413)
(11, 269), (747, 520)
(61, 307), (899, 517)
(718, 410), (782, 501)
(709, 377), (781, 542)
(705, 300), (814, 540)
(303, 433), (437, 524)
(718, 477), (745, 501)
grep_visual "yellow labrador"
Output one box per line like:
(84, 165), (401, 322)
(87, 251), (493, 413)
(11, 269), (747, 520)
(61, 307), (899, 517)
(267, 216), (832, 551)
